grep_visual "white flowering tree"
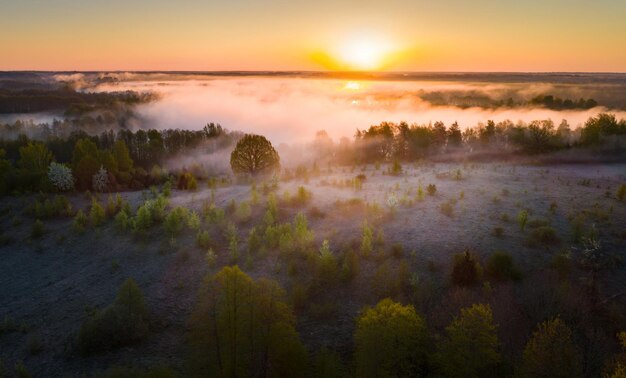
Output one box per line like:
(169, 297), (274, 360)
(92, 166), (109, 192)
(48, 162), (74, 191)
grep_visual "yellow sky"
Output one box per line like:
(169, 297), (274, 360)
(1, 0), (625, 72)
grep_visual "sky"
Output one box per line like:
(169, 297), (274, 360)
(1, 0), (625, 72)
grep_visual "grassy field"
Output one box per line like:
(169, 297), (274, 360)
(1, 161), (625, 376)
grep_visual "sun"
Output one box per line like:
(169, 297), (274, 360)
(340, 41), (384, 70)
(336, 35), (393, 71)
(310, 32), (402, 71)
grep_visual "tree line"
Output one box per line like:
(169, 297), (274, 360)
(327, 113), (626, 163)
(0, 123), (237, 193)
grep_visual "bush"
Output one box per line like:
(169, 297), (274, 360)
(31, 220), (45, 239)
(527, 226), (560, 247)
(90, 198), (106, 227)
(205, 249), (217, 267)
(196, 230), (211, 249)
(226, 223), (239, 262)
(451, 250), (482, 286)
(527, 218), (550, 229)
(292, 186), (312, 206)
(73, 210), (88, 233)
(389, 160), (402, 175)
(177, 172), (197, 191)
(360, 221), (374, 257)
(492, 227), (504, 238)
(76, 278), (149, 355)
(114, 210), (131, 232)
(440, 201), (454, 217)
(518, 210), (529, 231)
(30, 195), (73, 219)
(485, 251), (521, 282)
(48, 162), (74, 191)
(234, 201), (252, 223)
(426, 184), (437, 196)
(164, 207), (188, 237)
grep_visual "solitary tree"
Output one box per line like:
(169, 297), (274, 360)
(230, 134), (280, 175)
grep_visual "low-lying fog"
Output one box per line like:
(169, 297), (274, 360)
(92, 76), (626, 144)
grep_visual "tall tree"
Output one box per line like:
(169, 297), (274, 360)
(520, 318), (583, 378)
(17, 142), (53, 190)
(436, 304), (501, 378)
(355, 298), (429, 377)
(190, 266), (306, 377)
(230, 134), (280, 175)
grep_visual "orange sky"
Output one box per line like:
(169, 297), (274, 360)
(1, 0), (625, 72)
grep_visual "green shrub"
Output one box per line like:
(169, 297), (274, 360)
(134, 204), (152, 230)
(31, 220), (45, 239)
(164, 207), (188, 237)
(247, 227), (261, 255)
(451, 250), (482, 286)
(234, 201), (252, 223)
(360, 221), (374, 257)
(427, 184), (437, 196)
(527, 226), (560, 247)
(293, 212), (314, 250)
(416, 185), (424, 201)
(73, 210), (88, 233)
(205, 249), (217, 267)
(204, 204), (225, 225)
(114, 210), (131, 232)
(177, 172), (197, 191)
(518, 210), (529, 231)
(196, 230), (211, 249)
(389, 160), (402, 175)
(485, 251), (521, 282)
(187, 211), (201, 230)
(30, 195), (73, 219)
(527, 218), (550, 229)
(90, 198), (106, 227)
(293, 186), (312, 206)
(76, 278), (149, 355)
(316, 240), (338, 285)
(226, 223), (239, 262)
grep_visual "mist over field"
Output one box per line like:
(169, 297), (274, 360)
(89, 74), (626, 144)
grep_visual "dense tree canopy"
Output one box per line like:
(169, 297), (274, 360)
(436, 304), (501, 378)
(355, 298), (429, 377)
(190, 266), (306, 377)
(230, 134), (280, 175)
(520, 318), (583, 378)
